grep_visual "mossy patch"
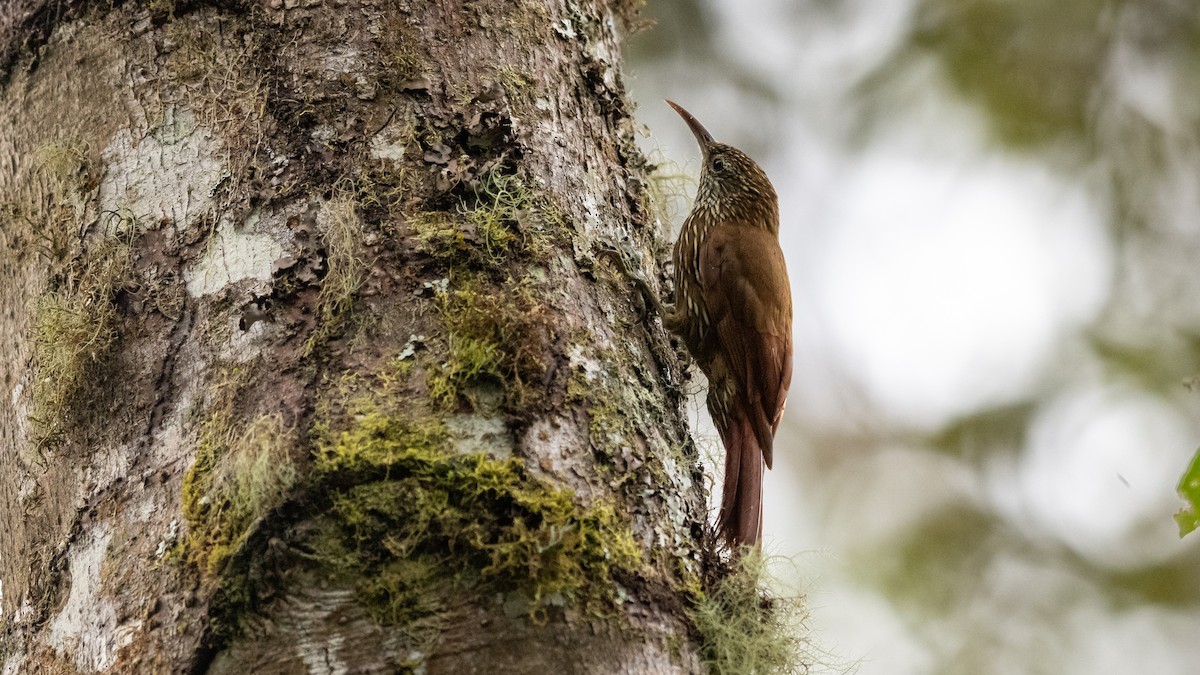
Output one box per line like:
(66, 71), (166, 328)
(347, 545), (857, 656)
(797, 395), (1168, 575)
(375, 6), (431, 90)
(310, 412), (642, 625)
(29, 238), (133, 447)
(410, 209), (514, 270)
(34, 139), (94, 208)
(568, 370), (627, 453)
(409, 169), (565, 272)
(428, 275), (555, 414)
(181, 368), (298, 576)
(494, 66), (534, 101)
(144, 0), (176, 20)
(690, 553), (810, 675)
(382, 17), (424, 83)
(24, 135), (125, 448)
(199, 354), (642, 645)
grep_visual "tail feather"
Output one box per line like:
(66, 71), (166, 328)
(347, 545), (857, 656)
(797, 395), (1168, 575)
(716, 411), (764, 548)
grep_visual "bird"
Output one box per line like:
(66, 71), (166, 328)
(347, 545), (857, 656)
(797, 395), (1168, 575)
(662, 100), (793, 548)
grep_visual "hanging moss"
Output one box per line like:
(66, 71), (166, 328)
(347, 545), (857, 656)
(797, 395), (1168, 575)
(689, 553), (810, 675)
(303, 194), (370, 356)
(29, 238), (133, 447)
(181, 369), (298, 576)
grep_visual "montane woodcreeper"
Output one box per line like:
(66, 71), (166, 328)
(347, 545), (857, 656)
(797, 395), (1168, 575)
(664, 100), (793, 548)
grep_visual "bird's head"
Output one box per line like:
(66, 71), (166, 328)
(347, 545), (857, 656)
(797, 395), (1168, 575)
(666, 100), (778, 231)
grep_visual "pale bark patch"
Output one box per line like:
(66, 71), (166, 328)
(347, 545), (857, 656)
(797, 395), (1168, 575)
(97, 111), (225, 231)
(446, 412), (515, 457)
(47, 527), (133, 672)
(0, 651), (25, 675)
(368, 121), (412, 164)
(184, 211), (290, 297)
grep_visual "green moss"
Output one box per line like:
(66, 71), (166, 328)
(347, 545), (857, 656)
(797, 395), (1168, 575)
(427, 276), (554, 413)
(313, 412), (449, 475)
(145, 0), (176, 19)
(382, 17), (424, 82)
(390, 45), (423, 83)
(690, 553), (809, 675)
(29, 239), (133, 447)
(427, 334), (505, 405)
(410, 210), (510, 269)
(182, 369), (297, 575)
(408, 169), (565, 271)
(308, 355), (429, 450)
(357, 155), (420, 207)
(310, 412), (641, 624)
(573, 382), (626, 450)
(494, 66), (534, 100)
(183, 368), (299, 643)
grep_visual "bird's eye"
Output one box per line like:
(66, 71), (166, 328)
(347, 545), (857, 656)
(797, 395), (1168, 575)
(711, 157), (727, 173)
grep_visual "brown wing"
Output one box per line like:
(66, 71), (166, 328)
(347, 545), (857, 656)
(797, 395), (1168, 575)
(699, 223), (793, 469)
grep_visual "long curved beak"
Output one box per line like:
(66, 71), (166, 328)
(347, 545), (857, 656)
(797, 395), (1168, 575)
(665, 100), (714, 153)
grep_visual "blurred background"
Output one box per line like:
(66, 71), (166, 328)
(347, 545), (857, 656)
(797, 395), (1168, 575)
(624, 0), (1200, 672)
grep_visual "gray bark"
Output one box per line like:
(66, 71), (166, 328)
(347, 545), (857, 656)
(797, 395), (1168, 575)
(0, 0), (712, 672)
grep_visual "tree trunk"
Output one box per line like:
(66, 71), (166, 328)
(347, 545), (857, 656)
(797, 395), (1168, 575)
(0, 0), (725, 672)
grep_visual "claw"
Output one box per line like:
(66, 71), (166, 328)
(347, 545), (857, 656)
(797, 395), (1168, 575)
(596, 245), (665, 321)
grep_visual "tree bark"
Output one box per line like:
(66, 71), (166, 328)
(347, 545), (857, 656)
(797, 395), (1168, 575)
(0, 0), (716, 672)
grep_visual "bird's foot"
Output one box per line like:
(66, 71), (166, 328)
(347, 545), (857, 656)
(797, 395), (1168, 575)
(596, 240), (667, 322)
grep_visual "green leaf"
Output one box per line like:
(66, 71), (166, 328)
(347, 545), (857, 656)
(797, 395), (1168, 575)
(1174, 448), (1200, 537)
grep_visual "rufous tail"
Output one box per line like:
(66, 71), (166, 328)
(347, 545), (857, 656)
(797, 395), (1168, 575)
(716, 409), (765, 548)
